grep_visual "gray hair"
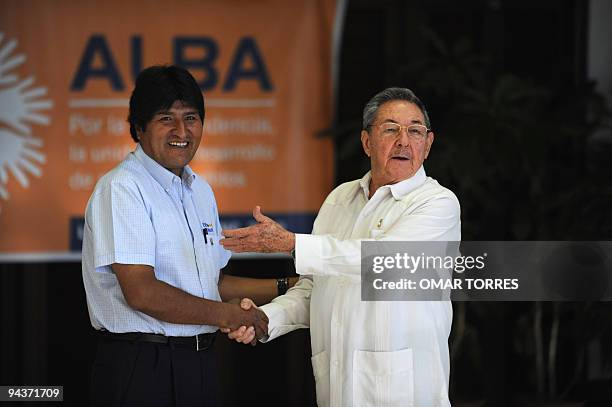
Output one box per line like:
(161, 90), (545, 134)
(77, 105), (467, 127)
(362, 87), (431, 130)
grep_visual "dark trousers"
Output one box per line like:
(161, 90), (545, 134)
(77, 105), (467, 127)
(91, 336), (217, 407)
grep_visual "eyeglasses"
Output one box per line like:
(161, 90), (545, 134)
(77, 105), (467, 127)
(369, 122), (430, 140)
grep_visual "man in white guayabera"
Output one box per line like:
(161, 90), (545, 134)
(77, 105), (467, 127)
(221, 87), (461, 407)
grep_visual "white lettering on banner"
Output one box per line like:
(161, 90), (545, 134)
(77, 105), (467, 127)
(194, 145), (275, 162)
(107, 115), (127, 135)
(204, 117), (274, 135)
(68, 171), (93, 190)
(89, 145), (132, 163)
(69, 113), (102, 136)
(68, 145), (87, 163)
(202, 171), (246, 188)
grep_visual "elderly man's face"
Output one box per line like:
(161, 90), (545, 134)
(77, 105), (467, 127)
(361, 100), (433, 187)
(138, 100), (203, 176)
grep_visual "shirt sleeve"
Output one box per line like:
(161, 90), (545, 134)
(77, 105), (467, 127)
(259, 276), (312, 342)
(295, 195), (460, 278)
(87, 180), (156, 271)
(215, 214), (231, 270)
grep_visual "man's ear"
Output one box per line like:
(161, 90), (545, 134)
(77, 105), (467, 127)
(135, 126), (144, 141)
(424, 131), (434, 159)
(361, 130), (371, 157)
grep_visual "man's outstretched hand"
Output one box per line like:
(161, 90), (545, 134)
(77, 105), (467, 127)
(221, 206), (295, 253)
(220, 298), (262, 345)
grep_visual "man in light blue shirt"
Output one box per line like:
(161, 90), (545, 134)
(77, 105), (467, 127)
(82, 65), (284, 407)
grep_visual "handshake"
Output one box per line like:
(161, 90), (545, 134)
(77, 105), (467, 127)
(221, 298), (266, 345)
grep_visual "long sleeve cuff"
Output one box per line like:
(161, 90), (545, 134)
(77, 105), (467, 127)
(295, 233), (323, 276)
(259, 302), (309, 342)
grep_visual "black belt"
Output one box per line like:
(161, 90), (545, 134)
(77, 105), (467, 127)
(98, 330), (216, 351)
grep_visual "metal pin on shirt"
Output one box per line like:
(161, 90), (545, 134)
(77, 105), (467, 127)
(377, 218), (383, 229)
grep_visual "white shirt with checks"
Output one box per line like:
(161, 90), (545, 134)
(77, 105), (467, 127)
(82, 144), (231, 336)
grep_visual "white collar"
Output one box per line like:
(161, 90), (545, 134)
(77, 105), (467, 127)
(359, 166), (427, 201)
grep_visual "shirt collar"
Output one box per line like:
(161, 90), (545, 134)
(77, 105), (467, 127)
(359, 166), (427, 201)
(133, 144), (196, 190)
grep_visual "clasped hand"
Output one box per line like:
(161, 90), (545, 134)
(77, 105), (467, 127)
(221, 298), (262, 345)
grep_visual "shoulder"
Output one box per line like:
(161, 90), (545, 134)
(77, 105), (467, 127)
(403, 177), (460, 214)
(90, 156), (150, 200)
(322, 179), (362, 206)
(191, 174), (216, 202)
(192, 174), (214, 195)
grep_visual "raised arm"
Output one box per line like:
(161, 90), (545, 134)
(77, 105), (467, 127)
(222, 198), (460, 279)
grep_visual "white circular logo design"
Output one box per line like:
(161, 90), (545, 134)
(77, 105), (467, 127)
(0, 32), (53, 214)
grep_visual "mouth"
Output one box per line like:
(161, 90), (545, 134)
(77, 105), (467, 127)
(390, 154), (410, 161)
(168, 141), (189, 148)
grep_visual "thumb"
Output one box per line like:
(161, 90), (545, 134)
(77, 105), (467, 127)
(240, 298), (256, 310)
(253, 206), (271, 223)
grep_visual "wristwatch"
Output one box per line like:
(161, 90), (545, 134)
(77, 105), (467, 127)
(277, 277), (289, 296)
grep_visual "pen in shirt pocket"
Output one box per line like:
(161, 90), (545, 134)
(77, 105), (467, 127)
(202, 222), (214, 245)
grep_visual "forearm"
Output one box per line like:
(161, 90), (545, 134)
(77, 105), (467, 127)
(218, 274), (298, 305)
(260, 276), (312, 341)
(133, 278), (239, 328)
(295, 233), (361, 277)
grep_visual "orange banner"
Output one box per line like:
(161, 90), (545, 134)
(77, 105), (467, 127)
(0, 0), (338, 258)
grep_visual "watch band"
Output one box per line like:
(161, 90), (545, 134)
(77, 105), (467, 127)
(276, 277), (289, 296)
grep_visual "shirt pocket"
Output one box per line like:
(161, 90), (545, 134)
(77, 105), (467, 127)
(311, 350), (330, 407)
(353, 348), (414, 407)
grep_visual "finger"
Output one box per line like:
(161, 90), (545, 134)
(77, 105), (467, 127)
(220, 328), (230, 333)
(222, 227), (255, 238)
(253, 206), (272, 223)
(227, 328), (242, 340)
(240, 298), (256, 310)
(243, 332), (255, 344)
(239, 327), (255, 343)
(219, 237), (241, 248)
(228, 326), (247, 340)
(234, 327), (253, 343)
(220, 240), (251, 253)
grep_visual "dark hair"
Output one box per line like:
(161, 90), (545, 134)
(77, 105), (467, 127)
(362, 87), (431, 131)
(127, 65), (204, 142)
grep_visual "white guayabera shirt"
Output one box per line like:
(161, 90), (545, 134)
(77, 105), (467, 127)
(260, 166), (461, 407)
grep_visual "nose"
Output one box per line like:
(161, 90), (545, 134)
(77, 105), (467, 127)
(175, 119), (187, 138)
(396, 126), (411, 146)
